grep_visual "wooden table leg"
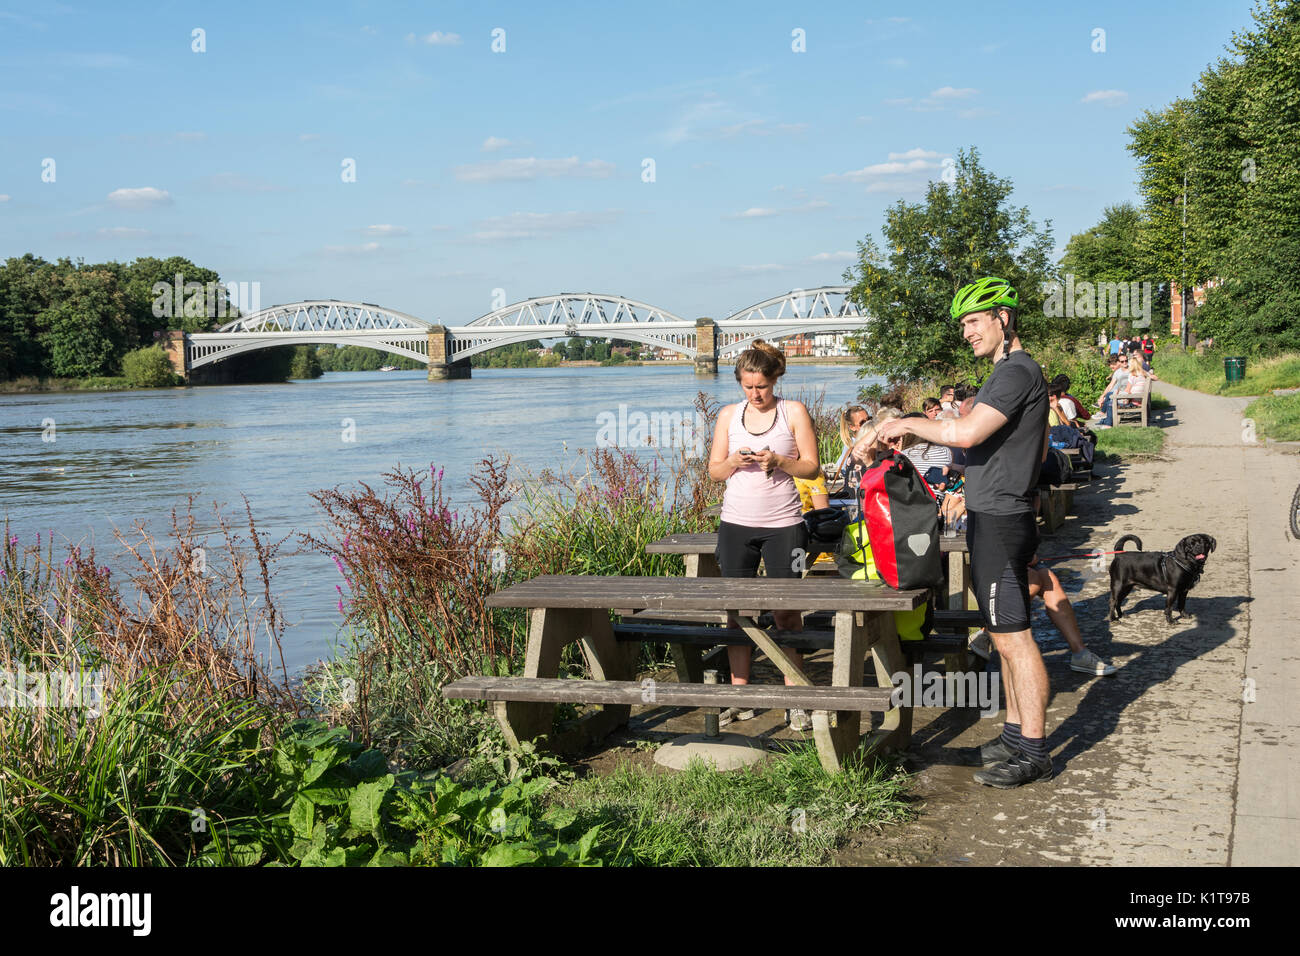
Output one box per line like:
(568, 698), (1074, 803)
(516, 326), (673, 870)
(861, 611), (912, 757)
(812, 610), (868, 773)
(494, 606), (573, 750)
(494, 606), (632, 753)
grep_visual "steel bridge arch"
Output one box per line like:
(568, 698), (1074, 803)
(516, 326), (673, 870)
(215, 300), (432, 333)
(465, 293), (688, 328)
(187, 332), (431, 370)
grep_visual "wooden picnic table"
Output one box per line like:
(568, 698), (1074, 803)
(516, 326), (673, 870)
(455, 574), (928, 773)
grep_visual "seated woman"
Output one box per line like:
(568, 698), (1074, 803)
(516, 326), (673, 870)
(831, 405), (870, 481)
(1093, 353), (1129, 427)
(1117, 353), (1153, 407)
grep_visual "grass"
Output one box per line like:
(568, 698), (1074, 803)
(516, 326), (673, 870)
(1243, 393), (1300, 442)
(548, 743), (914, 866)
(1155, 350), (1300, 397)
(1095, 426), (1165, 459)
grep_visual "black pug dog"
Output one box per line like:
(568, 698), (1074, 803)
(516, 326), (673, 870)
(1109, 533), (1217, 623)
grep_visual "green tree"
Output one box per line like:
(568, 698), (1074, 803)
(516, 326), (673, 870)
(844, 147), (1057, 382)
(36, 269), (129, 377)
(0, 254), (57, 379)
(1127, 0), (1300, 351)
(1059, 202), (1170, 334)
(289, 345), (323, 379)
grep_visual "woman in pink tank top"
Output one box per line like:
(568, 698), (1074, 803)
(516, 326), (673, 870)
(706, 340), (822, 728)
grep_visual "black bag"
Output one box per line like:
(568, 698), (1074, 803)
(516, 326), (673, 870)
(803, 506), (849, 551)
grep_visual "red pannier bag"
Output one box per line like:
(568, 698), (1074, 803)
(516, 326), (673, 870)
(858, 450), (942, 590)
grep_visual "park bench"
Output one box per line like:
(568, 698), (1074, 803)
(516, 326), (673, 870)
(1114, 388), (1150, 427)
(442, 574), (928, 773)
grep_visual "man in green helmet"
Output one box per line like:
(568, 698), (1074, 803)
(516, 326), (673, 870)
(875, 276), (1053, 788)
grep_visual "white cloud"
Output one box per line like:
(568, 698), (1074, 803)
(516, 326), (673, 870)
(0, 194), (9, 202)
(809, 251), (855, 263)
(107, 186), (172, 208)
(888, 148), (943, 161)
(883, 98), (913, 107)
(364, 224), (410, 237)
(958, 107), (998, 120)
(735, 207), (779, 218)
(454, 156), (615, 183)
(931, 86), (979, 99)
(481, 136), (514, 152)
(361, 25), (378, 36)
(323, 241), (382, 256)
(737, 264), (786, 274)
(823, 149), (945, 183)
(470, 209), (622, 241)
(408, 31), (462, 46)
(96, 226), (150, 238)
(885, 57), (908, 68)
(174, 131), (207, 142)
(298, 133), (321, 142)
(1082, 89), (1128, 106)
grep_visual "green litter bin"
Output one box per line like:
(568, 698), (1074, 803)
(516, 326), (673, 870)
(1225, 356), (1247, 383)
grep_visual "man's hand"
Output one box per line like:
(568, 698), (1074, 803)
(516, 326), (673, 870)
(873, 418), (910, 442)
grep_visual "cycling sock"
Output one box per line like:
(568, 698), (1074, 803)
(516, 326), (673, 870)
(1019, 735), (1049, 762)
(1000, 722), (1022, 751)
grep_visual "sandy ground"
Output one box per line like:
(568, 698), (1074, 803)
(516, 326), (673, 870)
(585, 383), (1300, 865)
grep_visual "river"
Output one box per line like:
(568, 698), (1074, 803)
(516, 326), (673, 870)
(0, 364), (879, 671)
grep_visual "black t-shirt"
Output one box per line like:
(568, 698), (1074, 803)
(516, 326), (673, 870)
(966, 350), (1048, 515)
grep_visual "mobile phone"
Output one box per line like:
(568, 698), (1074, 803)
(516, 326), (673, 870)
(738, 447), (755, 456)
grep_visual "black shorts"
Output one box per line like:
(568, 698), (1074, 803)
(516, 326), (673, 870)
(967, 510), (1038, 634)
(715, 521), (808, 578)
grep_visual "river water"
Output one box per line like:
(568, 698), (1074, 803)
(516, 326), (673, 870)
(0, 364), (877, 671)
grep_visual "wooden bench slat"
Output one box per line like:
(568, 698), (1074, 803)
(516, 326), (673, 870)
(486, 575), (927, 611)
(442, 676), (894, 712)
(647, 533), (969, 555)
(612, 622), (835, 649)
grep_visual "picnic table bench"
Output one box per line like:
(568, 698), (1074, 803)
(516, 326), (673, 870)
(443, 574), (927, 773)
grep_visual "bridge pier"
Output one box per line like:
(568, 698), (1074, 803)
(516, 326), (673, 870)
(156, 330), (189, 382)
(427, 326), (471, 380)
(694, 318), (718, 375)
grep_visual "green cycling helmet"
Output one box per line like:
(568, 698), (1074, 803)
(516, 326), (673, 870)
(950, 276), (1018, 320)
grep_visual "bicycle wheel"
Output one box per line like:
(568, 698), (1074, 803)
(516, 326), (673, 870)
(1292, 481), (1300, 540)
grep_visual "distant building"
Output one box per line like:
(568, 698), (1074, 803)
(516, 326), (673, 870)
(1170, 279), (1222, 336)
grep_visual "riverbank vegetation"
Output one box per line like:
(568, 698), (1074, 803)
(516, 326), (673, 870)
(1154, 350), (1300, 397)
(2, 394), (918, 866)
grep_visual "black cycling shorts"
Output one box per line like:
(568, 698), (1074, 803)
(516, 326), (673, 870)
(967, 510), (1038, 634)
(715, 521), (808, 578)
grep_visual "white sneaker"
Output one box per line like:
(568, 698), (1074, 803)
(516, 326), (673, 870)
(1071, 649), (1118, 676)
(719, 707), (756, 726)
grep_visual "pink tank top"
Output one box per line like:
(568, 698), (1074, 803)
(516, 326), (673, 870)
(720, 399), (803, 527)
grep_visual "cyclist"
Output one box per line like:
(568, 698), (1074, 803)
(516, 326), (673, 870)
(875, 277), (1054, 787)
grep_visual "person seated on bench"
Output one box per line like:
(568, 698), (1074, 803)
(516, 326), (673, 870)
(922, 397), (942, 420)
(1092, 353), (1129, 428)
(1116, 352), (1153, 408)
(706, 339), (822, 731)
(831, 404), (870, 484)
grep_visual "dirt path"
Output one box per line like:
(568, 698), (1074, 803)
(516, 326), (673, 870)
(835, 382), (1300, 866)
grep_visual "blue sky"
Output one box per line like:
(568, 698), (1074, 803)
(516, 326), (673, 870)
(0, 0), (1258, 324)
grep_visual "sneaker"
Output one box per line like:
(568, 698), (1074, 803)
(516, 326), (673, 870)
(1071, 649), (1118, 676)
(979, 737), (1018, 766)
(719, 707), (756, 726)
(973, 752), (1055, 789)
(968, 629), (993, 661)
(785, 708), (813, 732)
